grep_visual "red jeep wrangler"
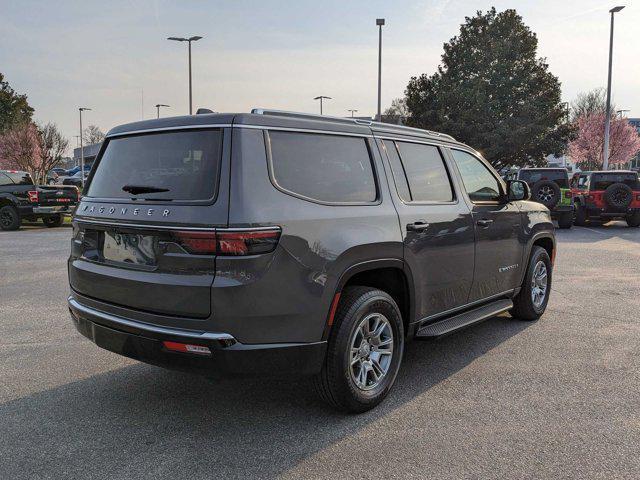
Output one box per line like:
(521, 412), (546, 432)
(571, 170), (640, 227)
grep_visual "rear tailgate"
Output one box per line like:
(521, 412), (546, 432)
(69, 127), (229, 321)
(37, 185), (79, 205)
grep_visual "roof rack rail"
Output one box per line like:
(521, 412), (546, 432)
(251, 108), (360, 125)
(251, 108), (455, 141)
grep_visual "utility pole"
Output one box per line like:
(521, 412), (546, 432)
(167, 36), (203, 114)
(376, 18), (385, 121)
(78, 107), (91, 189)
(313, 96), (331, 115)
(155, 104), (170, 118)
(347, 109), (358, 118)
(603, 6), (625, 170)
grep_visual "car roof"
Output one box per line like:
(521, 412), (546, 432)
(520, 167), (567, 171)
(105, 109), (466, 148)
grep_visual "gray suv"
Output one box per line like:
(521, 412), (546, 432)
(68, 109), (555, 412)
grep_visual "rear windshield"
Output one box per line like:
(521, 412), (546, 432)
(591, 173), (640, 191)
(519, 169), (569, 188)
(86, 129), (223, 201)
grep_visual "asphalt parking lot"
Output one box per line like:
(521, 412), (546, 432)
(1, 223), (639, 479)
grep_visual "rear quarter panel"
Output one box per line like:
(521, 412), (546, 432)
(215, 127), (403, 344)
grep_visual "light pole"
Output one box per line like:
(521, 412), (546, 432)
(78, 107), (91, 189)
(347, 109), (358, 118)
(167, 36), (203, 115)
(314, 96), (331, 115)
(155, 104), (170, 118)
(603, 6), (625, 170)
(376, 18), (385, 121)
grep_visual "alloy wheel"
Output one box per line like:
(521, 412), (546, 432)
(349, 313), (394, 391)
(531, 260), (548, 309)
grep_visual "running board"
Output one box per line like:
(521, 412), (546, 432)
(415, 299), (513, 339)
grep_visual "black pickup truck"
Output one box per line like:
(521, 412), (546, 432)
(0, 170), (79, 230)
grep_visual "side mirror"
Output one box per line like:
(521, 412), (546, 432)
(506, 180), (530, 202)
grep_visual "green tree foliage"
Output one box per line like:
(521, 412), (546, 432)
(0, 73), (34, 133)
(405, 8), (571, 170)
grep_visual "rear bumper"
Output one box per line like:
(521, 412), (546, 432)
(68, 296), (326, 378)
(19, 204), (75, 216)
(584, 205), (639, 217)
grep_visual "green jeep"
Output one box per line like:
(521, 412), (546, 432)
(507, 168), (574, 229)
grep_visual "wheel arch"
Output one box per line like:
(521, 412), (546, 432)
(322, 259), (414, 340)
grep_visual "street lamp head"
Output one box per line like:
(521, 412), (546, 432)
(189, 36), (203, 42)
(610, 6), (625, 13)
(314, 96), (332, 100)
(167, 37), (187, 42)
(79, 107), (91, 112)
(376, 18), (385, 26)
(155, 104), (170, 108)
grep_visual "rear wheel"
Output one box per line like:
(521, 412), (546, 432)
(511, 246), (552, 321)
(43, 214), (64, 228)
(0, 205), (21, 231)
(574, 204), (588, 226)
(626, 212), (640, 228)
(557, 211), (573, 229)
(314, 286), (404, 413)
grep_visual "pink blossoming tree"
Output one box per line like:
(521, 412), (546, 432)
(568, 113), (640, 170)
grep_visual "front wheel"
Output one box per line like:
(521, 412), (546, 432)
(511, 246), (552, 321)
(314, 286), (404, 413)
(626, 212), (640, 228)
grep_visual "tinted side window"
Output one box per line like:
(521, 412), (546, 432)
(451, 149), (502, 202)
(268, 131), (376, 203)
(382, 140), (411, 202)
(395, 142), (453, 202)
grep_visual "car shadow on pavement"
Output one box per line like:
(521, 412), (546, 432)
(557, 221), (640, 244)
(2, 315), (530, 479)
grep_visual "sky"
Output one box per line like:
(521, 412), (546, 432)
(1, 0), (638, 154)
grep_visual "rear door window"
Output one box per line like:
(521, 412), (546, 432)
(3, 172), (33, 185)
(267, 131), (377, 203)
(394, 141), (453, 202)
(86, 129), (223, 201)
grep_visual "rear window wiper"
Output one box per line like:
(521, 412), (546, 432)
(122, 185), (170, 195)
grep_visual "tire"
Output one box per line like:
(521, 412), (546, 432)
(43, 214), (64, 228)
(0, 205), (21, 231)
(531, 180), (561, 209)
(557, 211), (573, 229)
(604, 183), (633, 209)
(574, 204), (588, 226)
(626, 212), (640, 228)
(314, 286), (404, 413)
(510, 246), (552, 321)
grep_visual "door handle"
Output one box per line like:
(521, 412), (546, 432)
(407, 221), (430, 232)
(476, 219), (494, 228)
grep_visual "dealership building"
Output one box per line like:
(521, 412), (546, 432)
(72, 142), (101, 168)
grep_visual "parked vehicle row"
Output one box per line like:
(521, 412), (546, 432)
(505, 167), (640, 228)
(67, 109), (556, 413)
(46, 164), (92, 185)
(0, 170), (79, 230)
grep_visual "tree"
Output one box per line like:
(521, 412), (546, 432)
(0, 73), (34, 133)
(0, 122), (41, 177)
(83, 125), (105, 145)
(405, 8), (571, 171)
(382, 98), (409, 125)
(568, 113), (640, 170)
(36, 123), (69, 183)
(570, 88), (611, 122)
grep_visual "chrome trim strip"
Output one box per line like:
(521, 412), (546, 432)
(106, 124), (233, 138)
(74, 218), (281, 232)
(68, 297), (237, 343)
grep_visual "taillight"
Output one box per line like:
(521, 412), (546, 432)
(172, 228), (281, 256)
(27, 190), (39, 203)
